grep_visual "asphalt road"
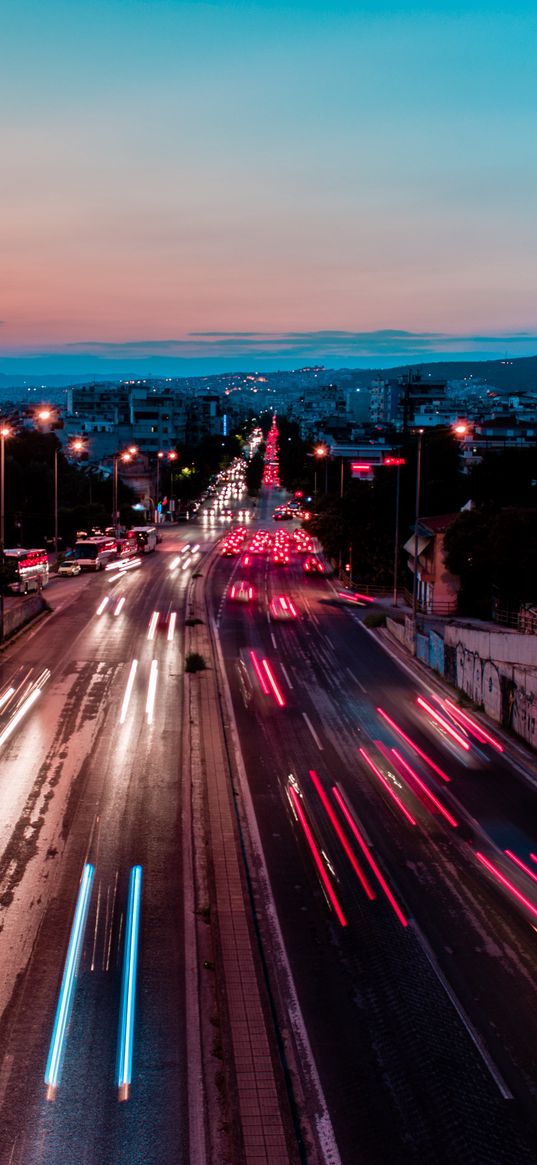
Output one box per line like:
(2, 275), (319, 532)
(212, 492), (537, 1165)
(0, 528), (209, 1165)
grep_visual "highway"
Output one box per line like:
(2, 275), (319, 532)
(0, 529), (208, 1165)
(212, 490), (537, 1165)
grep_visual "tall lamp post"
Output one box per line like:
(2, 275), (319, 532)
(383, 455), (406, 607)
(113, 447), (138, 536)
(411, 430), (424, 641)
(0, 425), (12, 549)
(313, 444), (328, 494)
(36, 409), (61, 555)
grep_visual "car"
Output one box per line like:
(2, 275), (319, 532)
(269, 594), (298, 620)
(229, 580), (255, 603)
(304, 555), (324, 574)
(57, 557), (82, 576)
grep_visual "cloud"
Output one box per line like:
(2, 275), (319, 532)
(2, 329), (537, 377)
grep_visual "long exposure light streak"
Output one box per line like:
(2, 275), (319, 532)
(146, 660), (158, 725)
(249, 650), (270, 694)
(416, 696), (470, 751)
(0, 686), (15, 709)
(505, 849), (537, 886)
(376, 707), (450, 782)
(309, 770), (375, 900)
(332, 786), (408, 927)
(476, 851), (537, 923)
(117, 865), (142, 1101)
(443, 699), (504, 752)
(359, 747), (417, 826)
(167, 611), (177, 641)
(0, 687), (42, 747)
(289, 786), (347, 927)
(45, 863), (95, 1096)
(261, 659), (286, 707)
(391, 748), (459, 828)
(119, 660), (138, 724)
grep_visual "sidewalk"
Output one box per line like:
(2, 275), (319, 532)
(184, 565), (297, 1165)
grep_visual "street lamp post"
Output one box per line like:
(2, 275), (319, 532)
(411, 430), (424, 639)
(113, 447), (137, 537)
(0, 425), (11, 549)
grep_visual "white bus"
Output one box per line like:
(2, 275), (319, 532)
(3, 549), (50, 594)
(72, 537), (118, 571)
(128, 527), (158, 554)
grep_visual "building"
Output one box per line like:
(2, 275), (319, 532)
(403, 514), (460, 614)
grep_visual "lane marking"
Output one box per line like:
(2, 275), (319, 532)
(146, 660), (158, 725)
(410, 918), (513, 1100)
(280, 663), (294, 690)
(271, 632), (278, 650)
(345, 666), (367, 694)
(302, 712), (323, 750)
(167, 611), (177, 641)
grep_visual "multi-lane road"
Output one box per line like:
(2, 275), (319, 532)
(212, 491), (537, 1165)
(0, 530), (208, 1165)
(1, 491), (537, 1165)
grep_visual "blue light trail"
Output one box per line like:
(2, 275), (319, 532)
(117, 865), (142, 1100)
(45, 862), (95, 1096)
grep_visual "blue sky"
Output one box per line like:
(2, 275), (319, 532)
(2, 0), (537, 375)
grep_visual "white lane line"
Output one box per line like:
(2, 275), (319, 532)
(410, 919), (513, 1100)
(167, 611), (177, 641)
(271, 632), (278, 650)
(302, 712), (324, 750)
(280, 663), (294, 690)
(346, 666), (367, 693)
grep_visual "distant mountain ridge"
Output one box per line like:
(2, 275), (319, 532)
(0, 354), (536, 396)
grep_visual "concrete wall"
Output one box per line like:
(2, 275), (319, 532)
(2, 594), (47, 641)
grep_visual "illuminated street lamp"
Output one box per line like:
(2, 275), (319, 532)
(313, 444), (329, 494)
(383, 456), (407, 606)
(0, 425), (12, 549)
(113, 448), (138, 536)
(411, 430), (424, 642)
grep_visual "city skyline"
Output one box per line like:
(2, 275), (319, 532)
(3, 0), (537, 375)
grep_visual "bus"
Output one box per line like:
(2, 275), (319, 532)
(72, 537), (118, 571)
(2, 549), (49, 594)
(128, 527), (158, 554)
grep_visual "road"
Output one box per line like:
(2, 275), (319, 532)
(211, 490), (537, 1165)
(2, 492), (537, 1165)
(0, 529), (207, 1165)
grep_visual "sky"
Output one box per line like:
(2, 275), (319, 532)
(2, 0), (537, 376)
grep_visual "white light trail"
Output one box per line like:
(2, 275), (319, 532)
(146, 660), (158, 725)
(96, 597), (110, 615)
(0, 686), (15, 710)
(114, 597), (125, 616)
(0, 688), (42, 747)
(119, 660), (138, 725)
(147, 612), (159, 640)
(169, 556), (181, 571)
(167, 612), (177, 641)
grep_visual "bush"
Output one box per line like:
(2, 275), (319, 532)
(363, 611), (386, 628)
(185, 651), (207, 673)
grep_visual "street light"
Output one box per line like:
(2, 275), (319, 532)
(113, 448), (138, 536)
(383, 456), (406, 607)
(0, 425), (12, 549)
(155, 451), (178, 522)
(313, 444), (328, 494)
(411, 430), (424, 642)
